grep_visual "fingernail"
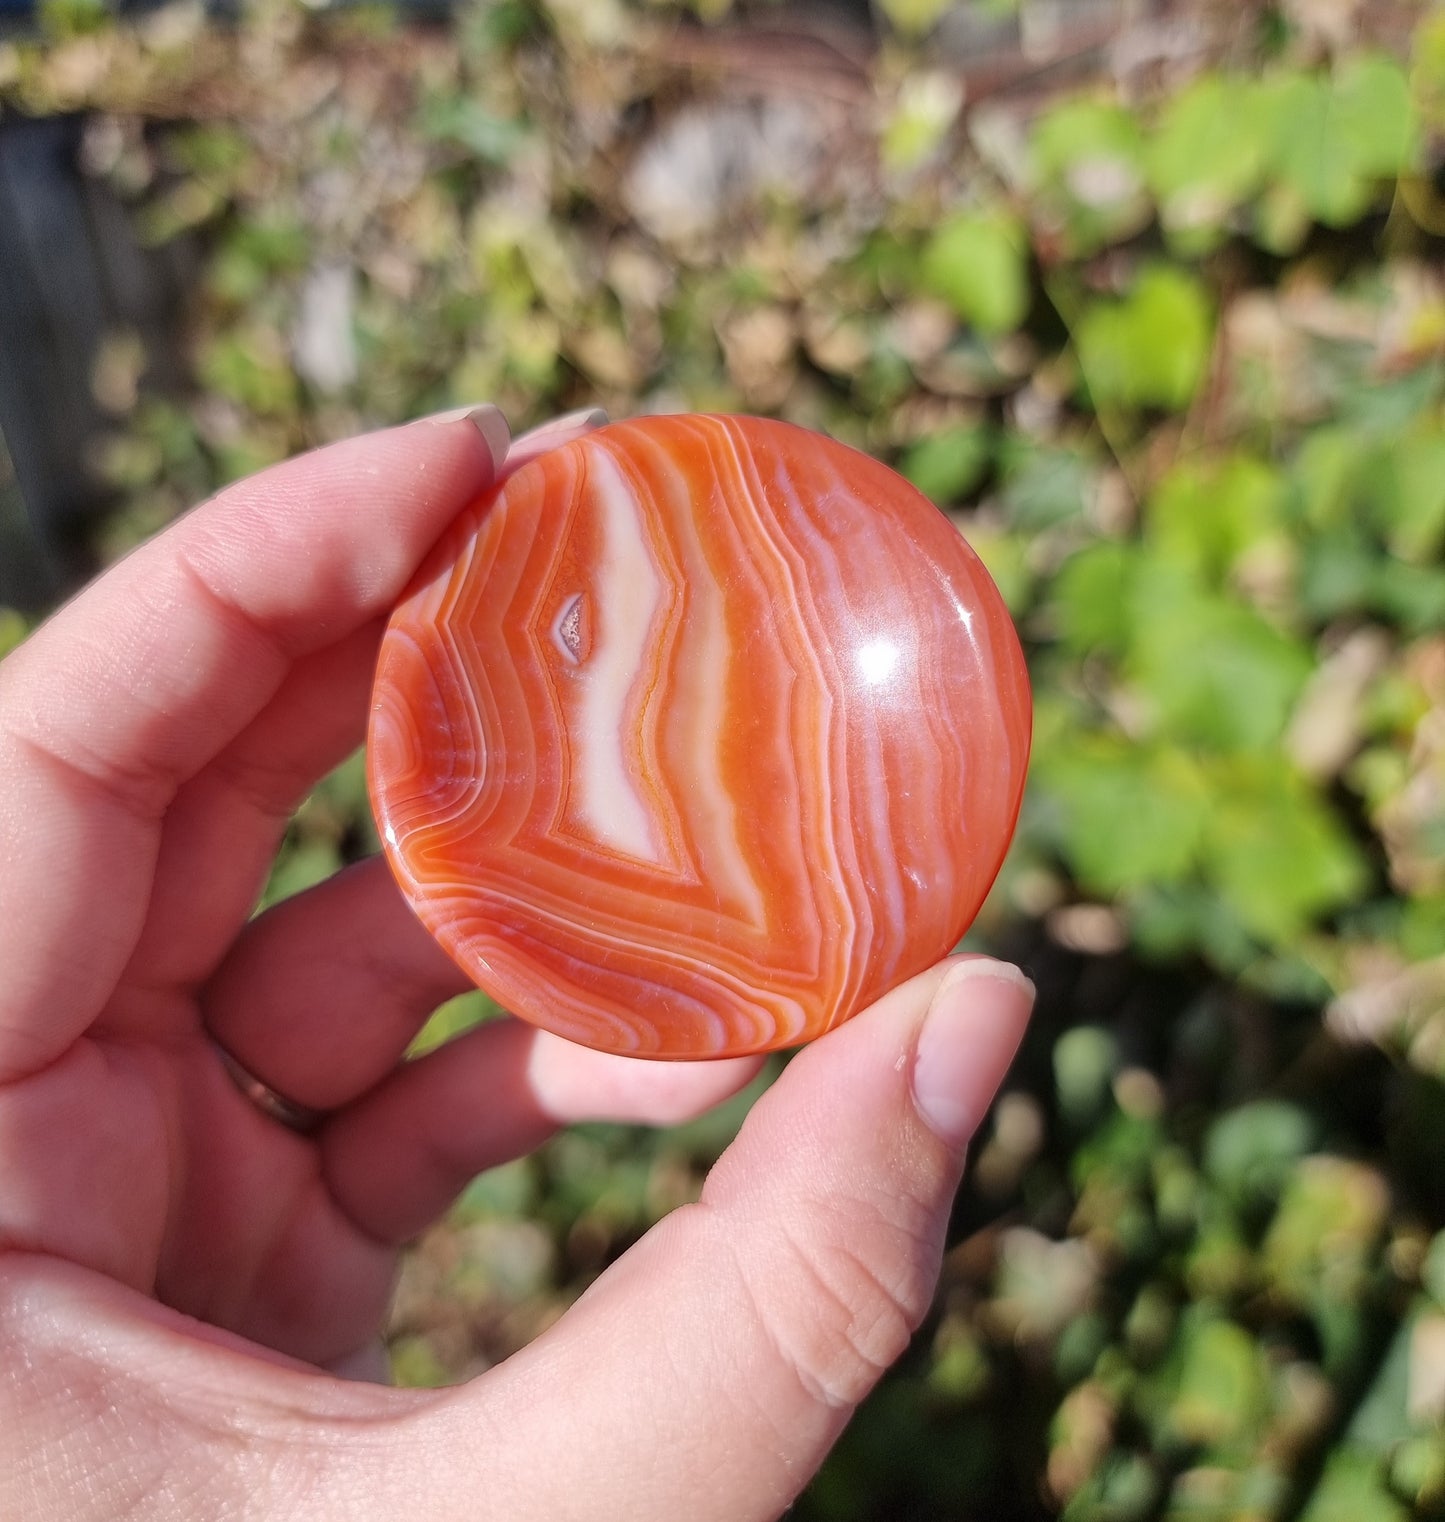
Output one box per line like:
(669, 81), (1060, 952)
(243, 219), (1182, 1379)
(420, 403), (511, 472)
(511, 407), (606, 447)
(912, 961), (1035, 1149)
(523, 406), (609, 440)
(500, 408), (611, 478)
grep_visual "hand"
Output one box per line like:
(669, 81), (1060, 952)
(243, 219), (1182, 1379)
(0, 407), (1034, 1521)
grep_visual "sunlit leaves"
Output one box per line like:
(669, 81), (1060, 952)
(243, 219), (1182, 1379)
(1147, 75), (1271, 252)
(1167, 1314), (1269, 1448)
(1075, 266), (1213, 414)
(1029, 97), (1149, 256)
(1130, 568), (1312, 751)
(1201, 759), (1369, 944)
(1037, 740), (1210, 898)
(899, 423), (992, 504)
(1147, 454), (1288, 586)
(921, 209), (1030, 336)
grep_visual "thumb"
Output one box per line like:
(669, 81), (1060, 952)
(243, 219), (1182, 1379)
(411, 956), (1034, 1522)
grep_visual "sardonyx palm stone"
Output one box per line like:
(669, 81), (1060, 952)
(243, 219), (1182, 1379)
(368, 414), (1031, 1059)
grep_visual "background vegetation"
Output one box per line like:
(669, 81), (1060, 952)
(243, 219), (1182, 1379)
(3, 0), (1445, 1515)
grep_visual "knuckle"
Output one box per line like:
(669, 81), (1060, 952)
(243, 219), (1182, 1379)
(737, 1193), (943, 1413)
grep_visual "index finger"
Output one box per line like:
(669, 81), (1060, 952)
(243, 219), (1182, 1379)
(0, 410), (506, 1082)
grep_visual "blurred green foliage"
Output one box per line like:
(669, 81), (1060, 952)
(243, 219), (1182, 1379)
(3, 0), (1445, 1516)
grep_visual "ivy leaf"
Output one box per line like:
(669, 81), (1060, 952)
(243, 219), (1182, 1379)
(899, 425), (993, 504)
(1035, 740), (1209, 895)
(1051, 540), (1137, 657)
(1202, 760), (1370, 944)
(1147, 75), (1271, 250)
(1075, 266), (1213, 413)
(1333, 52), (1418, 180)
(1128, 563), (1312, 752)
(1030, 97), (1149, 255)
(1148, 453), (1287, 583)
(1167, 1313), (1270, 1449)
(920, 210), (1030, 336)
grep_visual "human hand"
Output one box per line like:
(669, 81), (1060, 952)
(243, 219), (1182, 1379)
(0, 407), (1034, 1521)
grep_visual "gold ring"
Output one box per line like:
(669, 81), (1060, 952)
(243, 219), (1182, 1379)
(212, 1041), (325, 1135)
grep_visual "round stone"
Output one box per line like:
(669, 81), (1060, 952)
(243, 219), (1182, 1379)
(368, 414), (1031, 1058)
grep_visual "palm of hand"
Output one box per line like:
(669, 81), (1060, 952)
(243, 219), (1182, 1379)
(22, 995), (392, 1367)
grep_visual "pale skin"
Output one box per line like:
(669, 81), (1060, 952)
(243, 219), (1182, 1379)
(0, 406), (1035, 1521)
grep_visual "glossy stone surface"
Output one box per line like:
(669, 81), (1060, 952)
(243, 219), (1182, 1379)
(369, 415), (1031, 1058)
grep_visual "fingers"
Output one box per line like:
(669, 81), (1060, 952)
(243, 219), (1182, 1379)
(403, 958), (1033, 1522)
(320, 1023), (764, 1244)
(0, 414), (504, 1081)
(124, 619), (388, 991)
(203, 856), (469, 1110)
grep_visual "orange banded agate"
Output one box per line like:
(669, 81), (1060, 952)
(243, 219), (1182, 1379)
(368, 415), (1031, 1058)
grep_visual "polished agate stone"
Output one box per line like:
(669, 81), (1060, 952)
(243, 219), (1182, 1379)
(368, 414), (1031, 1058)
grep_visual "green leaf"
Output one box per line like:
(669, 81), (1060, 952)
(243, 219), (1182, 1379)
(882, 72), (964, 172)
(1298, 528), (1379, 623)
(0, 608), (29, 660)
(1036, 740), (1209, 895)
(1364, 425), (1445, 563)
(1299, 1450), (1409, 1522)
(899, 425), (993, 504)
(1413, 9), (1445, 130)
(1204, 1100), (1318, 1205)
(261, 840), (340, 908)
(874, 0), (954, 37)
(920, 211), (1030, 335)
(963, 527), (1033, 615)
(1053, 1026), (1120, 1126)
(1128, 565), (1312, 752)
(1076, 266), (1213, 413)
(1261, 71), (1373, 227)
(1051, 540), (1137, 657)
(1131, 884), (1261, 972)
(1148, 453), (1286, 583)
(1147, 74), (1271, 249)
(1370, 557), (1445, 635)
(1030, 97), (1149, 254)
(1333, 53), (1418, 180)
(1167, 1314), (1269, 1449)
(415, 93), (530, 165)
(1202, 760), (1369, 943)
(197, 329), (300, 417)
(1346, 1312), (1418, 1452)
(1295, 424), (1371, 530)
(997, 438), (1096, 530)
(408, 989), (505, 1057)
